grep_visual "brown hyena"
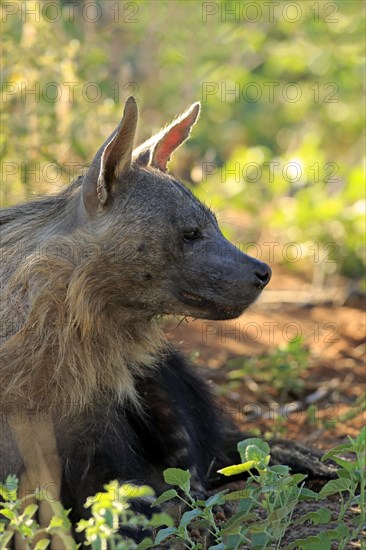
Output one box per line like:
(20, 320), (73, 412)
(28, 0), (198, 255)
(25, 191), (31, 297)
(0, 97), (271, 542)
(1, 98), (333, 544)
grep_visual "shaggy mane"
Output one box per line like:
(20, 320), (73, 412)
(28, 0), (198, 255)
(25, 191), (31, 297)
(0, 178), (165, 415)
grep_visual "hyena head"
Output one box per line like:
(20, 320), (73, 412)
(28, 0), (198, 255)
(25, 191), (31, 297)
(79, 97), (271, 321)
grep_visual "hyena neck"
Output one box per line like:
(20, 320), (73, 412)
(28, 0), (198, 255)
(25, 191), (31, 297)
(0, 185), (166, 415)
(1, 246), (166, 414)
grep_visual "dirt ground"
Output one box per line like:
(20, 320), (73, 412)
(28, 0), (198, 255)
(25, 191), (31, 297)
(165, 289), (365, 447)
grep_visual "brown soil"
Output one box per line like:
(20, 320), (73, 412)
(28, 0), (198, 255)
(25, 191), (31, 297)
(165, 267), (365, 448)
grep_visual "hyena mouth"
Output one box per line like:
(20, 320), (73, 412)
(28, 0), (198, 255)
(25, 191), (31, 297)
(179, 290), (241, 316)
(178, 289), (251, 320)
(179, 290), (210, 307)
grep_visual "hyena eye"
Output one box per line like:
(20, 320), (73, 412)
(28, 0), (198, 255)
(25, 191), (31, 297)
(183, 229), (201, 242)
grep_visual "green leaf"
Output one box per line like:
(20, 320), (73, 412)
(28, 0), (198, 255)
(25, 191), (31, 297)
(269, 465), (291, 476)
(268, 504), (295, 522)
(321, 444), (353, 461)
(245, 445), (268, 464)
(163, 469), (190, 493)
(0, 531), (14, 547)
(284, 535), (330, 550)
(2, 476), (18, 501)
(205, 491), (226, 508)
(119, 483), (155, 500)
(19, 524), (33, 537)
(319, 478), (352, 498)
(149, 513), (174, 528)
(290, 473), (307, 485)
(225, 533), (247, 550)
(220, 510), (253, 534)
(153, 489), (177, 507)
(357, 425), (366, 441)
(136, 537), (154, 549)
(296, 508), (331, 525)
(23, 503), (39, 519)
(238, 498), (257, 514)
(224, 489), (252, 501)
(48, 515), (66, 529)
(179, 508), (201, 528)
(284, 525), (350, 550)
(250, 530), (271, 547)
(154, 526), (176, 545)
(298, 487), (319, 500)
(34, 539), (51, 550)
(237, 438), (270, 463)
(331, 457), (355, 471)
(218, 461), (256, 476)
(0, 509), (15, 521)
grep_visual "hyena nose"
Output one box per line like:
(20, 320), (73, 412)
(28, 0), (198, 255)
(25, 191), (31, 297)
(253, 263), (272, 289)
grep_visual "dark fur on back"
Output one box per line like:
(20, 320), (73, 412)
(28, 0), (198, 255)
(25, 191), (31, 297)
(59, 349), (224, 542)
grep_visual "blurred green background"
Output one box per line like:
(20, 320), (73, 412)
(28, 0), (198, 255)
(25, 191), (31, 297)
(1, 0), (365, 281)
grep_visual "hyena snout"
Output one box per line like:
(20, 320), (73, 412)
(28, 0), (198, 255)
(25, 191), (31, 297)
(175, 240), (272, 320)
(250, 258), (272, 290)
(222, 252), (272, 302)
(213, 254), (271, 318)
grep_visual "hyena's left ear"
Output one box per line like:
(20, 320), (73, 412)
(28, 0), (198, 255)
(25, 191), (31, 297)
(82, 97), (138, 217)
(133, 102), (200, 172)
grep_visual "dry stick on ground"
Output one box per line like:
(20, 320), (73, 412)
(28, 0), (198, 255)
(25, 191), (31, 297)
(259, 288), (348, 306)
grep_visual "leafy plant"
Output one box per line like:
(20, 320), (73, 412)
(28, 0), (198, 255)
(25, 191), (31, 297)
(1, 433), (364, 549)
(152, 467), (230, 549)
(76, 481), (173, 550)
(318, 426), (365, 547)
(217, 438), (315, 549)
(227, 337), (310, 400)
(0, 475), (75, 550)
(284, 427), (366, 549)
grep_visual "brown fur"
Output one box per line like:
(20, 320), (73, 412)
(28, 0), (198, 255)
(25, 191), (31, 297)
(1, 191), (164, 414)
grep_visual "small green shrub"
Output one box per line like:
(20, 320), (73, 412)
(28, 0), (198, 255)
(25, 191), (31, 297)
(226, 337), (310, 401)
(76, 482), (173, 550)
(1, 429), (364, 549)
(0, 475), (74, 550)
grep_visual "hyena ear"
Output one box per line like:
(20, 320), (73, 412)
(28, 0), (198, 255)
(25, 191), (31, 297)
(82, 96), (138, 216)
(133, 102), (200, 172)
